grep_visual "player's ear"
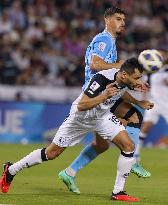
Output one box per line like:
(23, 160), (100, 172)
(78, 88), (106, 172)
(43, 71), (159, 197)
(104, 16), (110, 24)
(104, 17), (108, 24)
(121, 71), (127, 79)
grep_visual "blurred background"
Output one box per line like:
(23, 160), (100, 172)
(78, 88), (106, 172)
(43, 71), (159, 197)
(0, 0), (167, 145)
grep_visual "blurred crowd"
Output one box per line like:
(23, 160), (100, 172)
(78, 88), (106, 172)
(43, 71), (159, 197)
(0, 0), (167, 87)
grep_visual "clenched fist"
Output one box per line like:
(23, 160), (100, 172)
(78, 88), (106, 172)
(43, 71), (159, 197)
(137, 100), (154, 110)
(104, 84), (119, 98)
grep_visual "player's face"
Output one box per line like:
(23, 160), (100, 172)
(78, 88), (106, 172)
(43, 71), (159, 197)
(123, 69), (143, 88)
(105, 13), (125, 35)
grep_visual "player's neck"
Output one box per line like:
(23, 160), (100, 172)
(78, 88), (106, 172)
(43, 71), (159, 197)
(116, 72), (125, 87)
(105, 28), (116, 39)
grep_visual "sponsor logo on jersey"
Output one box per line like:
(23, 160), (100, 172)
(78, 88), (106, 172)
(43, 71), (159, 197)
(103, 98), (116, 106)
(98, 42), (106, 52)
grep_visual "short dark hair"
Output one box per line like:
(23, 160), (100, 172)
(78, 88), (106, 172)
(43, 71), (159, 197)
(120, 58), (144, 75)
(104, 6), (125, 18)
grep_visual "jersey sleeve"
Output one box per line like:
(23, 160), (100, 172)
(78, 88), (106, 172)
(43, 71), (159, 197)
(92, 35), (113, 60)
(84, 74), (111, 98)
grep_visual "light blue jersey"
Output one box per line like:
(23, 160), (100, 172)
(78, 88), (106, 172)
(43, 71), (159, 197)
(83, 30), (117, 90)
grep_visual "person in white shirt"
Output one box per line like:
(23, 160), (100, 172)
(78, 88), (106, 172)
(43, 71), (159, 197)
(0, 58), (153, 202)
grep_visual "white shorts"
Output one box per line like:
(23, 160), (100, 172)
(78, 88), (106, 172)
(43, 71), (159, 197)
(53, 112), (125, 147)
(144, 104), (168, 124)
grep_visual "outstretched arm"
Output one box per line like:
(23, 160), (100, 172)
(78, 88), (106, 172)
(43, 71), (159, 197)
(122, 91), (154, 110)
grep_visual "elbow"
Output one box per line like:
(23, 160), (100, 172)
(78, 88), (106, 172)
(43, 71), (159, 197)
(90, 62), (97, 71)
(77, 101), (91, 111)
(77, 103), (86, 111)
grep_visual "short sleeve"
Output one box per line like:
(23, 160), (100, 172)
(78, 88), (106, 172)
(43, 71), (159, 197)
(92, 35), (113, 60)
(84, 74), (111, 98)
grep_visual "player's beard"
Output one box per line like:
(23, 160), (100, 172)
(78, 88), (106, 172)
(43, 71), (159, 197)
(116, 29), (124, 37)
(116, 31), (122, 38)
(116, 27), (125, 37)
(116, 31), (121, 36)
(126, 84), (135, 90)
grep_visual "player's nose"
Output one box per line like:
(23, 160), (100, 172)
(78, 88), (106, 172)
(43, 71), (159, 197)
(121, 23), (125, 28)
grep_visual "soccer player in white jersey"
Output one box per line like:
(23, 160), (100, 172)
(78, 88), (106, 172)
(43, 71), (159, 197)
(58, 6), (150, 191)
(134, 51), (168, 172)
(0, 58), (154, 202)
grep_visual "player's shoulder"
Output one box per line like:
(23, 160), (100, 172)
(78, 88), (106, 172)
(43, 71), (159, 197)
(93, 30), (114, 43)
(98, 68), (119, 81)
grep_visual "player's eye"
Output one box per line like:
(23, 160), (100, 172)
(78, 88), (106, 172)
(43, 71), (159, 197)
(135, 77), (141, 80)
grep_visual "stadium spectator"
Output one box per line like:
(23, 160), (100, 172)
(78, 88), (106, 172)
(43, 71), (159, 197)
(0, 0), (167, 87)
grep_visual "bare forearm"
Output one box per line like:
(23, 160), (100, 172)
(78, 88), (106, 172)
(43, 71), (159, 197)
(91, 61), (121, 71)
(90, 55), (122, 71)
(77, 94), (107, 111)
(122, 92), (139, 105)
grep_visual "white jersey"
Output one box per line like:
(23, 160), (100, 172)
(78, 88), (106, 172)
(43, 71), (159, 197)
(150, 65), (168, 107)
(70, 68), (128, 119)
(143, 65), (168, 124)
(53, 68), (126, 147)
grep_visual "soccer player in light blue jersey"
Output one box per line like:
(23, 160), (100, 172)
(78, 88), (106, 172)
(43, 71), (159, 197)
(58, 6), (151, 200)
(83, 6), (125, 90)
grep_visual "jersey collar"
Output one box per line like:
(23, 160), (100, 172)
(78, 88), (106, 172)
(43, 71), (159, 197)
(104, 30), (116, 41)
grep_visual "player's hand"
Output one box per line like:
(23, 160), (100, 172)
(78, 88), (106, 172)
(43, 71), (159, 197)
(134, 82), (150, 92)
(137, 100), (154, 110)
(118, 118), (129, 126)
(104, 84), (119, 98)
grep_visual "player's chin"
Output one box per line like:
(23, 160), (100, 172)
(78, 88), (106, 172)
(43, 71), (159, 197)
(116, 30), (124, 35)
(117, 27), (125, 34)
